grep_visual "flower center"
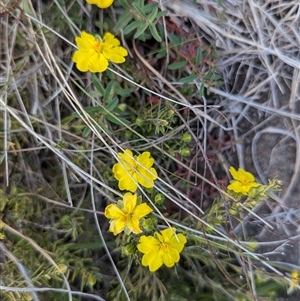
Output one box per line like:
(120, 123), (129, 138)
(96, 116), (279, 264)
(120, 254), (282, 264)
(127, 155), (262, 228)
(122, 212), (132, 223)
(241, 178), (250, 184)
(94, 40), (103, 53)
(127, 161), (138, 175)
(160, 242), (169, 251)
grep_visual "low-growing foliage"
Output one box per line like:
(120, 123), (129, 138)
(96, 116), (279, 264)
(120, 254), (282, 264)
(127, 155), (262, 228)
(1, 0), (299, 300)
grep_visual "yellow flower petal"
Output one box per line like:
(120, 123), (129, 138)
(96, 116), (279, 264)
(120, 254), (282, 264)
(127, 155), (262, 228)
(228, 181), (259, 195)
(89, 53), (109, 73)
(228, 166), (260, 196)
(142, 252), (163, 272)
(133, 203), (153, 219)
(137, 152), (154, 168)
(118, 174), (138, 192)
(123, 192), (137, 213)
(137, 236), (160, 253)
(170, 234), (187, 253)
(86, 0), (114, 9)
(136, 167), (157, 188)
(103, 47), (128, 63)
(104, 204), (124, 219)
(161, 247), (179, 267)
(112, 149), (158, 192)
(127, 217), (142, 234)
(72, 31), (127, 73)
(109, 219), (126, 235)
(75, 32), (95, 49)
(229, 167), (255, 182)
(138, 228), (186, 272)
(104, 193), (152, 235)
(103, 32), (120, 46)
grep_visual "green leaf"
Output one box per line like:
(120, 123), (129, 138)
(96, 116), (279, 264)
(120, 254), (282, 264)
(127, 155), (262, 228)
(113, 107), (128, 116)
(114, 11), (133, 32)
(104, 97), (119, 112)
(195, 48), (203, 67)
(156, 10), (168, 19)
(168, 61), (187, 70)
(132, 1), (147, 18)
(96, 119), (112, 135)
(136, 0), (144, 8)
(115, 86), (134, 97)
(118, 0), (130, 9)
(91, 74), (104, 95)
(146, 5), (158, 21)
(144, 3), (158, 14)
(103, 81), (115, 103)
(134, 22), (149, 39)
(199, 82), (205, 97)
(72, 107), (100, 118)
(179, 73), (198, 84)
(156, 48), (166, 59)
(105, 114), (130, 126)
(84, 107), (101, 115)
(123, 20), (141, 35)
(168, 34), (181, 46)
(149, 23), (162, 42)
(82, 126), (91, 137)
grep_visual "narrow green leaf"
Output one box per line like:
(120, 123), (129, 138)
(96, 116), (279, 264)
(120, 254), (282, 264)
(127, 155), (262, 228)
(156, 10), (168, 19)
(82, 126), (91, 137)
(103, 81), (115, 103)
(134, 22), (149, 39)
(179, 73), (198, 84)
(105, 114), (130, 126)
(137, 0), (144, 8)
(115, 86), (134, 97)
(113, 107), (128, 116)
(168, 61), (187, 70)
(104, 97), (119, 112)
(144, 3), (158, 15)
(147, 6), (158, 23)
(84, 107), (101, 115)
(91, 74), (104, 95)
(97, 119), (112, 135)
(168, 34), (181, 46)
(132, 1), (147, 18)
(199, 82), (205, 97)
(123, 20), (141, 35)
(118, 0), (130, 9)
(114, 11), (133, 33)
(149, 23), (162, 42)
(155, 46), (166, 59)
(195, 48), (203, 67)
(72, 107), (100, 118)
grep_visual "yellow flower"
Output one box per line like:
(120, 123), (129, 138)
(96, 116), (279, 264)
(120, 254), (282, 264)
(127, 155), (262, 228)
(137, 228), (187, 272)
(104, 192), (152, 235)
(227, 167), (260, 196)
(112, 149), (158, 192)
(287, 270), (300, 294)
(86, 0), (114, 8)
(72, 31), (128, 73)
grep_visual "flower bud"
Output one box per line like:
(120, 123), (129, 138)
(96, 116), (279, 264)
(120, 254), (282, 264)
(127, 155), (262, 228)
(154, 193), (165, 206)
(142, 218), (156, 232)
(180, 148), (191, 157)
(122, 244), (136, 256)
(181, 133), (192, 143)
(88, 274), (97, 287)
(136, 117), (143, 127)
